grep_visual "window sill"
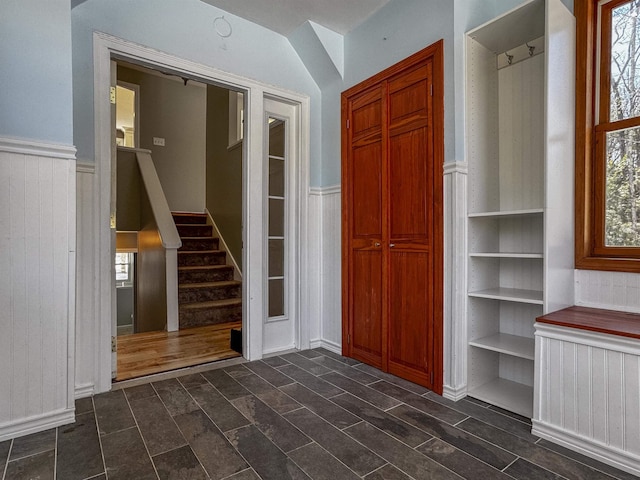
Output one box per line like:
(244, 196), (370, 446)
(575, 254), (640, 273)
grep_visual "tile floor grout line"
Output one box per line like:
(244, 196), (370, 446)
(176, 387), (229, 477)
(219, 466), (255, 480)
(427, 435), (518, 477)
(288, 438), (365, 480)
(453, 415), (471, 427)
(501, 455), (521, 473)
(53, 426), (58, 480)
(1, 439), (12, 480)
(123, 390), (161, 479)
(363, 462), (391, 478)
(412, 437), (436, 450)
(91, 396), (109, 480)
(148, 441), (190, 460)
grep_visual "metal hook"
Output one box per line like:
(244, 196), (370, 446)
(505, 51), (514, 65)
(526, 42), (535, 57)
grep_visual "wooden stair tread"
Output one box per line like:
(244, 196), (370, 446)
(179, 280), (241, 289)
(180, 298), (242, 309)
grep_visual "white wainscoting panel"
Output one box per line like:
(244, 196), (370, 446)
(443, 162), (468, 401)
(307, 190), (323, 347)
(575, 270), (640, 313)
(320, 186), (342, 353)
(75, 163), (98, 398)
(0, 138), (76, 441)
(534, 322), (640, 477)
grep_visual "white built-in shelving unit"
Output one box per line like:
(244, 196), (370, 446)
(465, 0), (575, 418)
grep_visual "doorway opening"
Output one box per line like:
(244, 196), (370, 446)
(112, 60), (245, 381)
(93, 32), (309, 392)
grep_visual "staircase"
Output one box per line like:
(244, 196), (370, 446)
(173, 213), (242, 329)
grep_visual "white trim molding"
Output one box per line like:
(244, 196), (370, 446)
(443, 161), (468, 175)
(533, 322), (640, 477)
(0, 408), (75, 443)
(0, 137), (76, 159)
(310, 184), (341, 196)
(442, 162), (468, 401)
(91, 32), (311, 390)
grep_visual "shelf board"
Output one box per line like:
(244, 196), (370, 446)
(468, 208), (543, 218)
(469, 333), (535, 360)
(468, 287), (543, 304)
(469, 252), (543, 259)
(468, 378), (533, 418)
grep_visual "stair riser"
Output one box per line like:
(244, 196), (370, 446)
(179, 268), (233, 284)
(177, 224), (213, 237)
(178, 251), (225, 266)
(179, 238), (220, 251)
(172, 214), (207, 225)
(179, 284), (241, 304)
(179, 304), (242, 329)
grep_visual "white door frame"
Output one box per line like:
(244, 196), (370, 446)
(92, 32), (310, 392)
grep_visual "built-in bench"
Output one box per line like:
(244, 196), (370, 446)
(533, 306), (640, 477)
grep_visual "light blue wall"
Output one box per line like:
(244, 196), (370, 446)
(318, 0), (575, 185)
(0, 0), (73, 144)
(319, 0), (455, 186)
(71, 0), (322, 184)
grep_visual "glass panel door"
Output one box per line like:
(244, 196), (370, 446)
(267, 118), (286, 320)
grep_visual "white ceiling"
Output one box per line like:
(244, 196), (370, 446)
(199, 0), (391, 35)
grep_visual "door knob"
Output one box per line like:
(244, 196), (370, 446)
(374, 242), (381, 247)
(390, 243), (395, 247)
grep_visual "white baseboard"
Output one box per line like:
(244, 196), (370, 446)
(0, 408), (75, 442)
(442, 384), (467, 402)
(316, 339), (342, 354)
(75, 383), (95, 399)
(532, 420), (640, 478)
(262, 344), (297, 356)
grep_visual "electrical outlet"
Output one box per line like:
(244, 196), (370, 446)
(153, 137), (165, 146)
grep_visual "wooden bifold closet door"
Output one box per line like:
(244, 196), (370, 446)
(341, 41), (444, 393)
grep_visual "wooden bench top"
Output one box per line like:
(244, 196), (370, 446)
(536, 306), (640, 340)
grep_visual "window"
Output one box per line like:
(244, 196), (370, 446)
(115, 252), (134, 284)
(576, 0), (640, 271)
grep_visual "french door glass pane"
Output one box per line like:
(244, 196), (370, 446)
(269, 198), (285, 237)
(267, 117), (286, 319)
(268, 279), (285, 317)
(269, 158), (285, 197)
(605, 127), (640, 246)
(269, 239), (284, 277)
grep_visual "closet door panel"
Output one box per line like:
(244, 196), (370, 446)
(388, 252), (432, 376)
(352, 144), (382, 238)
(389, 129), (431, 241)
(352, 250), (383, 366)
(387, 60), (434, 386)
(345, 86), (386, 366)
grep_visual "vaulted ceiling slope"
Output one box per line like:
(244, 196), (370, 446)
(71, 0), (391, 36)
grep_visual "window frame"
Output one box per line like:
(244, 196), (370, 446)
(576, 0), (640, 271)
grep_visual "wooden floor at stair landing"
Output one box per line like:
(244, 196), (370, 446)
(115, 321), (242, 381)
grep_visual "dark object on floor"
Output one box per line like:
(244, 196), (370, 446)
(230, 328), (242, 354)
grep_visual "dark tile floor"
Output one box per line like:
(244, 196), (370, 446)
(0, 348), (636, 480)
